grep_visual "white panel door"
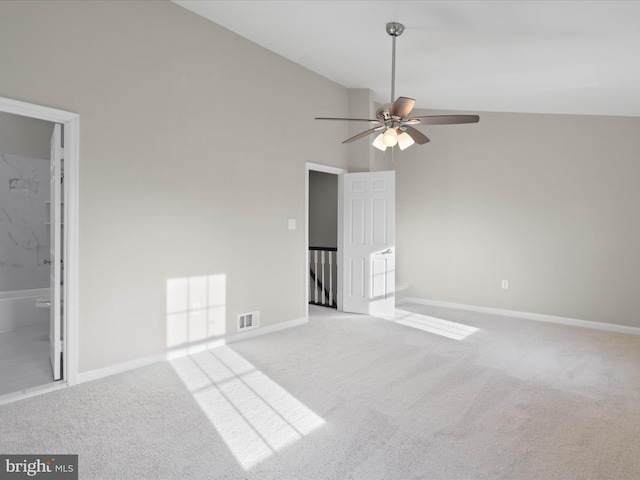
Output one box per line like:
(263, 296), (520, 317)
(339, 171), (395, 316)
(50, 124), (63, 381)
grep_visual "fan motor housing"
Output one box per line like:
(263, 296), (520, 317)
(386, 22), (404, 37)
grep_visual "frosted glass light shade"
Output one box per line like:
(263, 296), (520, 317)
(382, 128), (398, 147)
(372, 133), (387, 151)
(398, 131), (415, 150)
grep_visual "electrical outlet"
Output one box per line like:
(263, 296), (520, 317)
(502, 280), (509, 290)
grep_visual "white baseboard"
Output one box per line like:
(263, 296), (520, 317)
(398, 297), (640, 336)
(0, 381), (67, 407)
(78, 316), (308, 384)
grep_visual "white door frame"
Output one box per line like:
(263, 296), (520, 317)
(0, 96), (79, 390)
(305, 162), (347, 318)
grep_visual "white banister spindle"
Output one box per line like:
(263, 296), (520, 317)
(321, 250), (326, 305)
(328, 250), (333, 306)
(314, 250), (319, 304)
(309, 247), (337, 307)
(309, 252), (313, 300)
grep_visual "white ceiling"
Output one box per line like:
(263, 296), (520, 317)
(174, 1), (640, 117)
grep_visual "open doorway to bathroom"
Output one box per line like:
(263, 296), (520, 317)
(0, 111), (59, 396)
(0, 96), (78, 403)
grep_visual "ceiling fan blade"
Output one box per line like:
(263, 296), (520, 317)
(342, 126), (384, 144)
(389, 97), (416, 119)
(315, 117), (380, 123)
(404, 126), (430, 145)
(409, 115), (480, 125)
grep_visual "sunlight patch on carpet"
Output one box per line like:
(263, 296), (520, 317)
(394, 310), (479, 340)
(170, 346), (325, 470)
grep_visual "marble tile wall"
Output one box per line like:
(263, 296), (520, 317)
(0, 152), (50, 292)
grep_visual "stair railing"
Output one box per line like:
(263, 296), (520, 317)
(309, 246), (337, 308)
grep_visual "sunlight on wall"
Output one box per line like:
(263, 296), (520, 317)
(166, 274), (226, 347)
(394, 309), (479, 341)
(170, 346), (325, 470)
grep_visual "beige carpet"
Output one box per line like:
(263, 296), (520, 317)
(1, 303), (640, 479)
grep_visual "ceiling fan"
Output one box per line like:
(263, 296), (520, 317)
(315, 22), (479, 151)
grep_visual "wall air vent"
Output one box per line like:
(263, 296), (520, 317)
(237, 311), (260, 332)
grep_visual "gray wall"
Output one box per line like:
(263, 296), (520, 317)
(395, 110), (640, 328)
(0, 1), (350, 372)
(0, 111), (53, 159)
(309, 171), (338, 248)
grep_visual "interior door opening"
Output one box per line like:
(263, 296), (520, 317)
(0, 111), (62, 395)
(306, 163), (346, 315)
(308, 170), (339, 309)
(0, 96), (79, 403)
(305, 164), (396, 318)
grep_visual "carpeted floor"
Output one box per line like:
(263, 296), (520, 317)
(1, 303), (640, 479)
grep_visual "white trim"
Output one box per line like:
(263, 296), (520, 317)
(0, 96), (80, 392)
(63, 113), (80, 387)
(398, 297), (640, 336)
(305, 162), (347, 318)
(0, 381), (67, 406)
(0, 97), (78, 123)
(78, 316), (308, 384)
(77, 353), (168, 385)
(305, 162), (347, 176)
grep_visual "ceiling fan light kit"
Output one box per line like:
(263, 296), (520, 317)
(397, 131), (415, 150)
(382, 127), (398, 147)
(315, 22), (479, 151)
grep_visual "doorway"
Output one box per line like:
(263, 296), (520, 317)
(0, 112), (55, 395)
(305, 164), (397, 317)
(305, 163), (346, 314)
(0, 97), (79, 402)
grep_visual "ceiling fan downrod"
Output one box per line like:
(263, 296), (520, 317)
(386, 22), (405, 103)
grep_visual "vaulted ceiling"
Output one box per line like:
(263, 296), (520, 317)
(174, 1), (640, 118)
